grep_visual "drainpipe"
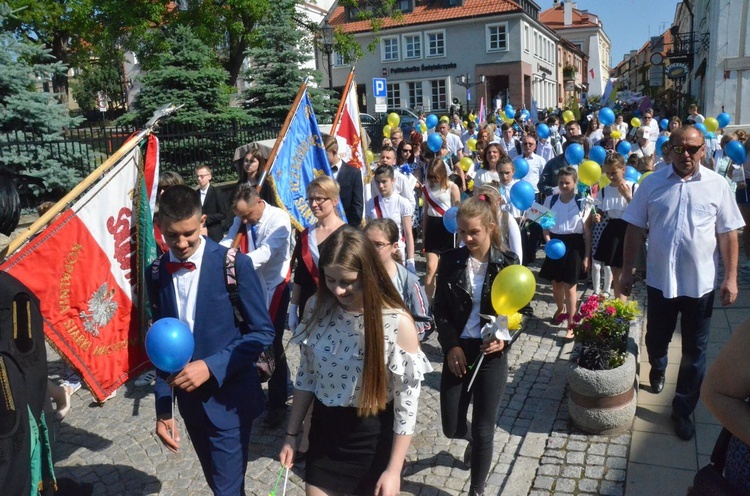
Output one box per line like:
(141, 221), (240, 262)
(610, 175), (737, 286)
(683, 0), (694, 101)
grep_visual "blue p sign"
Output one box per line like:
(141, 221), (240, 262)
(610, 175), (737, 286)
(373, 78), (387, 98)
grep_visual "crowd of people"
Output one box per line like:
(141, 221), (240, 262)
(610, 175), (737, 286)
(7, 101), (750, 495)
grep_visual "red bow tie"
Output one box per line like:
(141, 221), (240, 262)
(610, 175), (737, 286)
(165, 261), (196, 274)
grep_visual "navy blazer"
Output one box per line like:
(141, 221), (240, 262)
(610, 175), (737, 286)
(150, 238), (275, 429)
(336, 163), (364, 227)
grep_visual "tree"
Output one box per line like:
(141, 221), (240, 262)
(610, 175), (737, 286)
(242, 0), (334, 126)
(0, 2), (91, 198)
(119, 25), (250, 128)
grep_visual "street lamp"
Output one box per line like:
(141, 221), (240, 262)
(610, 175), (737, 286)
(455, 73), (486, 111)
(321, 20), (335, 92)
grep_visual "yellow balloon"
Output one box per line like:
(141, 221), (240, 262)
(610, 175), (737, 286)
(365, 149), (374, 164)
(419, 197), (424, 207)
(387, 112), (400, 128)
(467, 179), (474, 190)
(463, 121), (468, 128)
(630, 117), (641, 128)
(563, 110), (575, 124)
(491, 265), (536, 315)
(611, 130), (622, 140)
(440, 115), (450, 123)
(638, 170), (652, 184)
(419, 122), (427, 133)
(704, 117), (719, 133)
(467, 138), (477, 152)
(598, 172), (610, 188)
(459, 157), (473, 172)
(382, 124), (391, 137)
(578, 160), (602, 187)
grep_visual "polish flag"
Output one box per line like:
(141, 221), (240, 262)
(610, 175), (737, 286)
(1, 141), (158, 401)
(331, 71), (370, 204)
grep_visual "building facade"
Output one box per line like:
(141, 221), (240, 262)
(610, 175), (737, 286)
(540, 1), (611, 97)
(323, 0), (559, 116)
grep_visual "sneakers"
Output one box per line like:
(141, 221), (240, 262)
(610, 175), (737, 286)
(98, 388), (117, 405)
(134, 370), (157, 387)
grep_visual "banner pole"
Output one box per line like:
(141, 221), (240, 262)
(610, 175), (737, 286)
(331, 68), (356, 133)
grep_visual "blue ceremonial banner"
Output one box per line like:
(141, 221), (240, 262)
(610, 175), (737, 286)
(267, 89), (346, 231)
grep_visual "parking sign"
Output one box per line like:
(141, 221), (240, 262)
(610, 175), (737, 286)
(373, 78), (387, 98)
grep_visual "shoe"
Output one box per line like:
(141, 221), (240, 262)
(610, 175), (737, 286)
(462, 442), (472, 467)
(134, 370), (156, 387)
(98, 389), (117, 405)
(61, 379), (82, 395)
(671, 412), (695, 440)
(263, 406), (287, 429)
(649, 369), (665, 394)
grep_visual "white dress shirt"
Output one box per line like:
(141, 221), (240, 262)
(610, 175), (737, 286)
(521, 153), (546, 193)
(199, 186), (208, 206)
(371, 169), (416, 212)
(501, 137), (520, 159)
(445, 132), (464, 157)
(622, 166), (745, 298)
(536, 139), (556, 163)
(221, 202), (293, 308)
(169, 236), (207, 333)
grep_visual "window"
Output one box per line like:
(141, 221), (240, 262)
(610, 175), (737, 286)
(381, 36), (400, 62)
(387, 83), (401, 109)
(487, 23), (508, 52)
(524, 25), (530, 52)
(425, 30), (446, 58)
(407, 81), (423, 110)
(333, 51), (347, 67)
(429, 79), (446, 111)
(403, 34), (422, 60)
(397, 0), (412, 12)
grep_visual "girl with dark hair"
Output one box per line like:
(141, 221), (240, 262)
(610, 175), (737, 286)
(433, 195), (516, 496)
(236, 149), (274, 205)
(280, 226), (431, 496)
(473, 143), (506, 190)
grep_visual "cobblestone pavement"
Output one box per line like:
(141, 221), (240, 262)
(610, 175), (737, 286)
(49, 250), (649, 496)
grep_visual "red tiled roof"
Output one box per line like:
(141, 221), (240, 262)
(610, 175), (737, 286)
(539, 4), (600, 30)
(330, 0), (523, 34)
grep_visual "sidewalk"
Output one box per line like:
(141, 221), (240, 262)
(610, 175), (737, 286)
(45, 251), (749, 495)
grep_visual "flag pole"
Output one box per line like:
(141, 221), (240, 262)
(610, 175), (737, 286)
(331, 67), (356, 133)
(1, 104), (181, 261)
(257, 79), (310, 191)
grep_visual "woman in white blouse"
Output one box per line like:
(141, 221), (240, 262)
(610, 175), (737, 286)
(280, 227), (432, 496)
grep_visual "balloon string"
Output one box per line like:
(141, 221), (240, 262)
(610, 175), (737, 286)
(282, 467), (290, 496)
(467, 353), (485, 392)
(170, 386), (175, 440)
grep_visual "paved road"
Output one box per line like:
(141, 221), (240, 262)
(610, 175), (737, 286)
(49, 247), (650, 496)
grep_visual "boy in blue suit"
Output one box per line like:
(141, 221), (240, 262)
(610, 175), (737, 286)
(150, 185), (275, 495)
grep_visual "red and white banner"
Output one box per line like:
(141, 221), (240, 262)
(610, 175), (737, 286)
(1, 144), (157, 401)
(332, 73), (370, 205)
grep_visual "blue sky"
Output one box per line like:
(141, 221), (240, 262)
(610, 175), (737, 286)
(536, 0), (681, 66)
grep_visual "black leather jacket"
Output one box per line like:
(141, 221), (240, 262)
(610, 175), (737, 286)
(433, 246), (514, 354)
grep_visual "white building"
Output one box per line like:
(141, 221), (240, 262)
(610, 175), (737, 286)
(540, 1), (611, 97)
(321, 0), (559, 116)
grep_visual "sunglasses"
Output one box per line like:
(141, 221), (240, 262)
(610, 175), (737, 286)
(402, 149), (413, 153)
(671, 145), (703, 155)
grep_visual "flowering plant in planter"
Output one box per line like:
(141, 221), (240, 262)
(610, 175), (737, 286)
(571, 295), (641, 371)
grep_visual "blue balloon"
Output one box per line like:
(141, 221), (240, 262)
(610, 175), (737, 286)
(510, 181), (535, 211)
(536, 123), (550, 139)
(545, 239), (566, 260)
(505, 110), (515, 120)
(705, 132), (715, 139)
(634, 109), (642, 117)
(717, 112), (731, 129)
(146, 318), (194, 373)
(726, 140), (747, 164)
(425, 114), (438, 129)
(694, 122), (707, 135)
(660, 118), (669, 131)
(589, 145), (607, 165)
(443, 206), (459, 233)
(624, 165), (640, 183)
(616, 140), (632, 157)
(598, 107), (615, 126)
(513, 157), (529, 179)
(505, 104), (514, 115)
(427, 132), (443, 153)
(564, 143), (585, 165)
(655, 135), (669, 157)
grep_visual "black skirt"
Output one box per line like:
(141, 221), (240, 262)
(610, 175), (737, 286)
(539, 232), (585, 285)
(424, 215), (455, 254)
(594, 218), (628, 268)
(305, 398), (394, 495)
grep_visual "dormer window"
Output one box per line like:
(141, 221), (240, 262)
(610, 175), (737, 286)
(397, 0), (413, 13)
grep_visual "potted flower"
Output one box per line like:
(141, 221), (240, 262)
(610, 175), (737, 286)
(566, 295), (642, 434)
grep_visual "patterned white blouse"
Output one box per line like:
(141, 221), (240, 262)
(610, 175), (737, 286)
(290, 305), (433, 435)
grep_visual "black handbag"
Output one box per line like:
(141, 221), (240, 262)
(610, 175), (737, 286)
(688, 428), (749, 496)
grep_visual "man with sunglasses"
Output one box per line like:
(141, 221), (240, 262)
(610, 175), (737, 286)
(620, 126), (744, 441)
(642, 108), (660, 144)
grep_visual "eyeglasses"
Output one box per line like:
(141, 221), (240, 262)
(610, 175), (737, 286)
(196, 174), (210, 179)
(671, 144), (703, 155)
(306, 196), (329, 205)
(643, 116), (652, 120)
(372, 241), (392, 250)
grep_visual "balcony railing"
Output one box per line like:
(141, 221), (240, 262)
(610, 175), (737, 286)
(667, 32), (711, 58)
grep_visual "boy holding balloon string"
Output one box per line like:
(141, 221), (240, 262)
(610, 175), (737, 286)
(538, 166), (592, 340)
(150, 185), (275, 495)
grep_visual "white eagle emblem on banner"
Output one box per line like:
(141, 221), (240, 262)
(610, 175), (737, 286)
(79, 284), (118, 336)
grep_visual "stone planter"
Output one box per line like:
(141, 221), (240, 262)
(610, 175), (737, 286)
(566, 320), (641, 434)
